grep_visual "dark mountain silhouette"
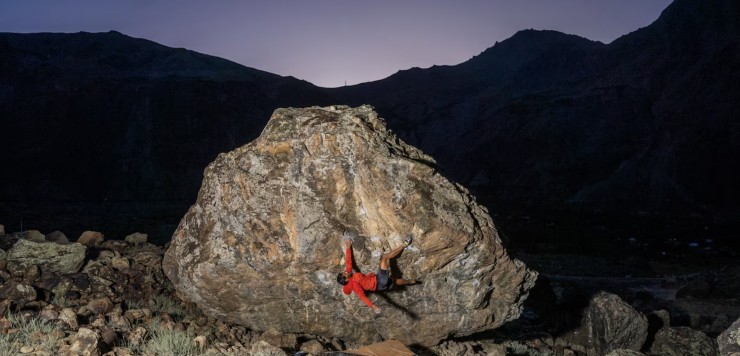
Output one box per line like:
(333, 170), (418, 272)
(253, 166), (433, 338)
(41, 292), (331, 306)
(0, 31), (334, 203)
(1, 0), (738, 244)
(328, 0), (740, 229)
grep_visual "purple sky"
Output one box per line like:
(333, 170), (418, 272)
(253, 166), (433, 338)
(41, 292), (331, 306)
(1, 0), (673, 87)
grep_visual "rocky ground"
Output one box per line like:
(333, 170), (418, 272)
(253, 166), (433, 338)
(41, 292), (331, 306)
(1, 224), (739, 355)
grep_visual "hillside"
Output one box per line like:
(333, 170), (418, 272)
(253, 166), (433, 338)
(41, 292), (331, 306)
(328, 0), (740, 229)
(0, 31), (334, 203)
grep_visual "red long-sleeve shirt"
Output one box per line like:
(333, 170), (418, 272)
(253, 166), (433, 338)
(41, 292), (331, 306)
(342, 245), (377, 308)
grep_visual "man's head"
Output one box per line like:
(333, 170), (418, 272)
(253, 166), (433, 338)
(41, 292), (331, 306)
(336, 271), (349, 285)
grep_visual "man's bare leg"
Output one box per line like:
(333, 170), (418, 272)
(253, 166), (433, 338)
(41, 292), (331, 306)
(394, 278), (417, 285)
(379, 244), (406, 270)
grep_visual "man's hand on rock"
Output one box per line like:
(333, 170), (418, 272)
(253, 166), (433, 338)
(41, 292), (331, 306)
(372, 305), (381, 314)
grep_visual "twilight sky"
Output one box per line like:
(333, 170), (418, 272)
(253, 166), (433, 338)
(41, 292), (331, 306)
(1, 0), (673, 88)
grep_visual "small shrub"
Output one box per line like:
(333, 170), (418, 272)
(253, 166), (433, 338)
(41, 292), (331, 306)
(0, 336), (14, 356)
(142, 321), (198, 356)
(149, 294), (189, 321)
(126, 298), (145, 309)
(0, 312), (63, 355)
(51, 293), (68, 308)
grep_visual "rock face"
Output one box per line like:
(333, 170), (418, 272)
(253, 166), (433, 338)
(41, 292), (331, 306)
(163, 105), (538, 347)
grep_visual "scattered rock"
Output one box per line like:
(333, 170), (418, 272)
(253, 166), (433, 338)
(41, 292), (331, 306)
(605, 349), (646, 356)
(718, 317), (740, 356)
(123, 309), (147, 322)
(99, 327), (118, 347)
(23, 264), (41, 283)
(108, 312), (131, 332)
(331, 337), (344, 351)
(77, 231), (105, 247)
(300, 339), (327, 355)
(129, 251), (161, 269)
(193, 335), (208, 352)
(39, 307), (59, 321)
(432, 340), (506, 355)
(69, 273), (91, 292)
(105, 347), (134, 356)
(7, 239), (86, 274)
(64, 290), (82, 301)
(24, 230), (46, 242)
(59, 307), (79, 329)
(651, 326), (718, 356)
(90, 315), (106, 328)
(83, 297), (114, 315)
(125, 326), (147, 347)
(479, 342), (509, 355)
(45, 230), (69, 244)
(110, 256), (130, 271)
(124, 233), (147, 246)
(260, 330), (298, 350)
(2, 211), (726, 355)
(164, 105), (537, 347)
(250, 340), (288, 356)
(69, 327), (100, 356)
(5, 261), (26, 277)
(0, 316), (10, 332)
(0, 281), (38, 306)
(555, 291), (648, 354)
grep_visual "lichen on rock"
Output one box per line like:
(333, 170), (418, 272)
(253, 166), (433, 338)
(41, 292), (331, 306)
(7, 238), (86, 274)
(163, 105), (537, 347)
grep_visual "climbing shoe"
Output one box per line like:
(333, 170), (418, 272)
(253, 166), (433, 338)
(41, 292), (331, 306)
(404, 235), (413, 247)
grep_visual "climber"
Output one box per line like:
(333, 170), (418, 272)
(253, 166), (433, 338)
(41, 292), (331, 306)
(337, 236), (417, 314)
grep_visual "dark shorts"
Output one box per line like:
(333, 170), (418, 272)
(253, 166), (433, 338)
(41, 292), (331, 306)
(376, 269), (392, 291)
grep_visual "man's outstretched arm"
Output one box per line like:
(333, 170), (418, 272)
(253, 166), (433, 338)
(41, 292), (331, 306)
(351, 283), (380, 312)
(344, 240), (353, 274)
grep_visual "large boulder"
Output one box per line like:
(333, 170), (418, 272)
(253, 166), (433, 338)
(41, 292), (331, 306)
(163, 105), (538, 347)
(555, 291), (648, 354)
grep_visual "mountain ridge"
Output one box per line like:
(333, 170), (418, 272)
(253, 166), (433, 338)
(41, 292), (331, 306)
(327, 0), (740, 222)
(0, 30), (282, 82)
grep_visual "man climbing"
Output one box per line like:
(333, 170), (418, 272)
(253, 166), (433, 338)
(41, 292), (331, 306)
(337, 235), (417, 314)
